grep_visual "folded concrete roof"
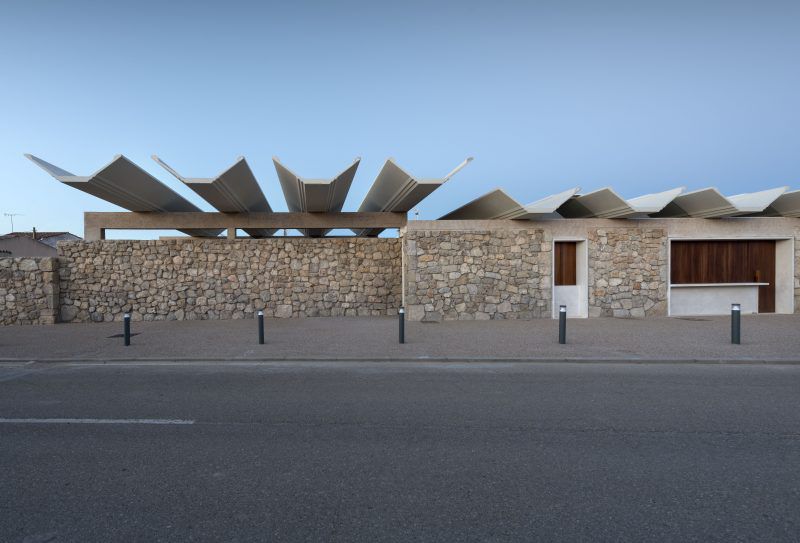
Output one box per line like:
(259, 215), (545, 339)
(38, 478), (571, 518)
(726, 186), (789, 215)
(651, 186), (789, 218)
(556, 187), (632, 218)
(650, 187), (738, 218)
(25, 152), (800, 234)
(273, 157), (360, 237)
(556, 187), (686, 218)
(25, 154), (221, 237)
(152, 155), (275, 238)
(758, 189), (800, 217)
(357, 157), (473, 235)
(440, 187), (580, 220)
(624, 187), (686, 215)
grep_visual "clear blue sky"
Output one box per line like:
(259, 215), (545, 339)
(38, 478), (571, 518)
(2, 0), (799, 237)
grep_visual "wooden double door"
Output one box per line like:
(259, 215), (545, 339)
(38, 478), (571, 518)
(670, 240), (776, 313)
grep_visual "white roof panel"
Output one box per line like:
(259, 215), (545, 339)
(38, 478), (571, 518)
(356, 157), (472, 235)
(153, 155), (276, 238)
(727, 186), (788, 215)
(438, 188), (520, 220)
(26, 154), (221, 237)
(760, 189), (800, 217)
(273, 157), (360, 237)
(651, 187), (737, 218)
(626, 187), (685, 215)
(520, 187), (582, 218)
(440, 187), (581, 220)
(556, 187), (632, 218)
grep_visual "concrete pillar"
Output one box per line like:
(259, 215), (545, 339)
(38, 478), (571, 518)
(84, 226), (105, 241)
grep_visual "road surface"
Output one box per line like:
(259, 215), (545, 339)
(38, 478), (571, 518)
(1, 361), (799, 541)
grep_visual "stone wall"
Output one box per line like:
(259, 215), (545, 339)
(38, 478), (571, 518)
(3, 219), (798, 326)
(0, 257), (59, 325)
(587, 228), (668, 318)
(795, 228), (800, 313)
(57, 239), (401, 322)
(404, 229), (551, 321)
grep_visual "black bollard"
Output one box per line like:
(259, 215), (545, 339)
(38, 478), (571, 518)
(558, 305), (567, 344)
(258, 310), (265, 345)
(731, 303), (741, 344)
(399, 307), (405, 344)
(123, 313), (131, 346)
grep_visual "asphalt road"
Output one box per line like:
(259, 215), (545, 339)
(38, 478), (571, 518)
(1, 361), (799, 542)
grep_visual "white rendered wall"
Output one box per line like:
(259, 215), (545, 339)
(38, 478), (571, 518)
(670, 285), (760, 316)
(775, 239), (794, 314)
(553, 286), (585, 318)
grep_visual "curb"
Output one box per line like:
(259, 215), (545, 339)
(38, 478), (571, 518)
(2, 357), (800, 365)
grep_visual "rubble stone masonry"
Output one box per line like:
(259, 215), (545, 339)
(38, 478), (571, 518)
(1, 219), (798, 326)
(795, 227), (800, 312)
(56, 239), (401, 322)
(404, 229), (552, 321)
(587, 227), (668, 318)
(0, 257), (59, 325)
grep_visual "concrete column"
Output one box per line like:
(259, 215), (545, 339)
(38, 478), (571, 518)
(84, 226), (105, 241)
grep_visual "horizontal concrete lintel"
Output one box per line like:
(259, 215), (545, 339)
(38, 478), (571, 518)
(84, 212), (407, 240)
(407, 217), (800, 234)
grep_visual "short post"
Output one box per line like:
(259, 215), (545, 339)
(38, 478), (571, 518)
(398, 307), (405, 344)
(731, 303), (741, 344)
(558, 305), (567, 344)
(257, 310), (264, 345)
(123, 313), (131, 346)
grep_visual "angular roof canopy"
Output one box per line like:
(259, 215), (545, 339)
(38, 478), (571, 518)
(25, 152), (800, 236)
(556, 187), (685, 218)
(440, 187), (580, 220)
(356, 157), (473, 236)
(649, 186), (789, 218)
(556, 187), (631, 218)
(757, 189), (800, 217)
(273, 157), (360, 237)
(624, 187), (686, 215)
(650, 187), (738, 218)
(152, 155), (275, 238)
(25, 154), (221, 237)
(726, 187), (789, 216)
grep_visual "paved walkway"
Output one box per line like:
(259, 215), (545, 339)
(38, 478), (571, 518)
(1, 314), (799, 362)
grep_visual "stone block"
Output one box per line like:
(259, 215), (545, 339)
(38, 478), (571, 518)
(18, 259), (38, 272)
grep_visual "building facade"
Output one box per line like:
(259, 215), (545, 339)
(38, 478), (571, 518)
(2, 217), (798, 325)
(8, 152), (800, 325)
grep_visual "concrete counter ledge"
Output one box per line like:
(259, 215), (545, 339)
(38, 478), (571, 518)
(670, 283), (769, 288)
(670, 283), (769, 316)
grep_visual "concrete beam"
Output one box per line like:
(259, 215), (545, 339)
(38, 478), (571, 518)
(84, 212), (407, 241)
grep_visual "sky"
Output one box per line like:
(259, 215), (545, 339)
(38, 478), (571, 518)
(1, 0), (799, 237)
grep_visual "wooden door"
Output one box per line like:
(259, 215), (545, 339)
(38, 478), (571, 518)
(554, 241), (577, 286)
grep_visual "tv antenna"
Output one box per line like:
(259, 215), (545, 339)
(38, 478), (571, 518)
(4, 213), (22, 232)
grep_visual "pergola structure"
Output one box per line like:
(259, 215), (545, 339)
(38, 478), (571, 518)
(25, 153), (800, 240)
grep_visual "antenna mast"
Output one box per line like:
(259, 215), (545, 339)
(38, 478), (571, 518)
(3, 213), (22, 232)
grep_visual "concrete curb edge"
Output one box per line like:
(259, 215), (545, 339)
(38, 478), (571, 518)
(2, 357), (800, 365)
